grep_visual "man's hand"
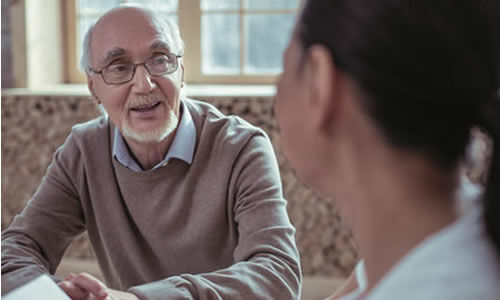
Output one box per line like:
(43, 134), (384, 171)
(58, 273), (139, 300)
(58, 273), (108, 300)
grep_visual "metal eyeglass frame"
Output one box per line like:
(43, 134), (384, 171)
(89, 53), (182, 85)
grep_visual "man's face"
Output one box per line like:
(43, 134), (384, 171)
(88, 8), (183, 143)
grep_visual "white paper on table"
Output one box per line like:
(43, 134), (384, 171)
(3, 274), (70, 300)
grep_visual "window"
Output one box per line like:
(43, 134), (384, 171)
(66, 0), (298, 84)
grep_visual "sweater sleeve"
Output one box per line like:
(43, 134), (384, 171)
(128, 132), (302, 299)
(1, 133), (86, 294)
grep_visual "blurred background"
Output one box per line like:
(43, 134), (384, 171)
(2, 0), (299, 87)
(2, 1), (359, 299)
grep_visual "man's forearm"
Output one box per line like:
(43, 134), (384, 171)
(128, 254), (301, 300)
(1, 234), (55, 295)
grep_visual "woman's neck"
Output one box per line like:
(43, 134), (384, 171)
(332, 140), (459, 294)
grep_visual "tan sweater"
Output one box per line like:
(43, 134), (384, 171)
(1, 99), (302, 299)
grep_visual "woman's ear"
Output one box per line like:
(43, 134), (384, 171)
(304, 44), (341, 134)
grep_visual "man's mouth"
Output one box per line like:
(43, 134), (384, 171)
(130, 101), (161, 112)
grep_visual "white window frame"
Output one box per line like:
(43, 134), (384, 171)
(65, 0), (298, 84)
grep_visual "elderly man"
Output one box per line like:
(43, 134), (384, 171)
(1, 4), (301, 299)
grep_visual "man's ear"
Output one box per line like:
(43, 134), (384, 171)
(87, 75), (101, 105)
(180, 63), (185, 88)
(304, 45), (340, 134)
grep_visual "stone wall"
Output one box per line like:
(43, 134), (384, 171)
(1, 94), (359, 277)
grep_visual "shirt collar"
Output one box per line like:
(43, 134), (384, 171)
(113, 100), (196, 172)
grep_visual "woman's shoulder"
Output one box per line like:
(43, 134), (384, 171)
(367, 202), (500, 299)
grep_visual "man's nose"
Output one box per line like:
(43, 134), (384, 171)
(132, 65), (156, 93)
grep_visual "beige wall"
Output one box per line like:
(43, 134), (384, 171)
(26, 0), (64, 87)
(8, 0), (64, 88)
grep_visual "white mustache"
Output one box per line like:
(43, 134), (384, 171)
(127, 96), (163, 109)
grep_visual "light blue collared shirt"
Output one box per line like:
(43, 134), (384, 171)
(113, 101), (196, 172)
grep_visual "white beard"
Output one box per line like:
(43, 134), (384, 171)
(122, 108), (179, 143)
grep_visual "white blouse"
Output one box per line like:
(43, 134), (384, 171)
(340, 180), (500, 300)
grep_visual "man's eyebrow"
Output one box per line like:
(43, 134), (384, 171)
(150, 40), (171, 52)
(101, 47), (126, 65)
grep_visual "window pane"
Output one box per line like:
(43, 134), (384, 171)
(202, 14), (240, 74)
(128, 0), (178, 11)
(244, 0), (299, 10)
(201, 0), (239, 11)
(245, 13), (295, 74)
(77, 0), (120, 15)
(78, 0), (178, 14)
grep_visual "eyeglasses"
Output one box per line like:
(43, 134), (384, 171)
(89, 53), (182, 85)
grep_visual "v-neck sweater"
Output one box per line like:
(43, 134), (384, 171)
(1, 99), (301, 299)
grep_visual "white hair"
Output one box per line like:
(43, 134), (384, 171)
(80, 22), (95, 73)
(79, 4), (185, 74)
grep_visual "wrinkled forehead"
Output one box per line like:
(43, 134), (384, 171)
(90, 8), (180, 64)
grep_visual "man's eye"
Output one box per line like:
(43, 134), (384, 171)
(107, 63), (132, 73)
(151, 56), (169, 65)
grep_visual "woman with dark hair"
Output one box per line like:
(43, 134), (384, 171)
(274, 0), (500, 298)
